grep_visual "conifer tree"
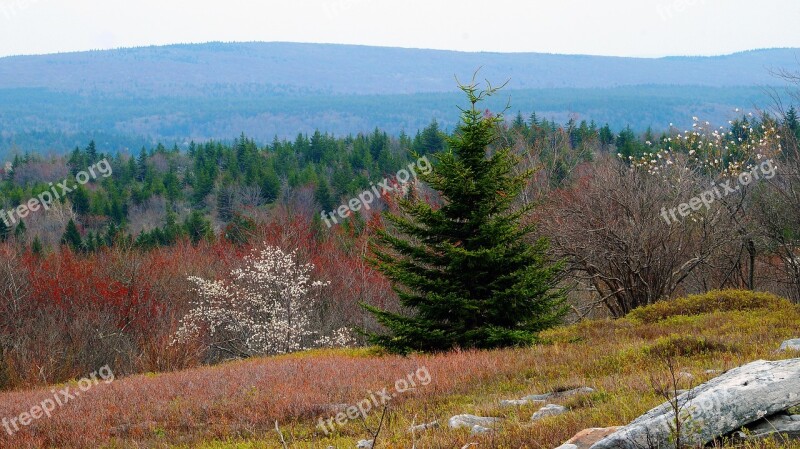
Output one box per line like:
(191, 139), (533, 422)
(261, 166), (281, 204)
(61, 219), (83, 252)
(31, 236), (43, 256)
(13, 220), (26, 241)
(72, 185), (91, 216)
(363, 80), (567, 354)
(0, 218), (9, 243)
(85, 140), (98, 164)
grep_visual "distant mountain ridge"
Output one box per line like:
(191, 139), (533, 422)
(0, 42), (797, 156)
(0, 42), (796, 95)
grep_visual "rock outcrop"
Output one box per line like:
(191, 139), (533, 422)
(530, 404), (568, 421)
(591, 359), (800, 449)
(448, 414), (501, 430)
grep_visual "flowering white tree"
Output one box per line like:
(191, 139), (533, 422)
(173, 246), (354, 359)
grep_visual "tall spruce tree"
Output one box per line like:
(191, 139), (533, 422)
(363, 80), (567, 354)
(61, 219), (83, 252)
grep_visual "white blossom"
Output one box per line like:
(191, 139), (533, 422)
(172, 245), (355, 357)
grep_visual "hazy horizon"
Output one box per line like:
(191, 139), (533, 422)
(1, 0), (799, 58)
(1, 40), (799, 60)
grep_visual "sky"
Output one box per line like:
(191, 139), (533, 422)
(0, 0), (799, 58)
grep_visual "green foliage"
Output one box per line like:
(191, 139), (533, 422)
(412, 120), (446, 156)
(30, 236), (43, 255)
(0, 217), (9, 243)
(72, 185), (91, 216)
(0, 107), (628, 253)
(61, 219), (83, 252)
(184, 211), (213, 245)
(363, 81), (568, 353)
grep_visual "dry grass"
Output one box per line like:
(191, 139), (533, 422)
(0, 290), (799, 448)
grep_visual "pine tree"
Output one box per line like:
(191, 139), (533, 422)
(136, 147), (149, 182)
(261, 167), (281, 204)
(30, 236), (43, 256)
(13, 220), (25, 241)
(785, 106), (800, 145)
(163, 210), (182, 244)
(61, 219), (83, 252)
(67, 147), (85, 176)
(85, 140), (98, 164)
(0, 218), (9, 242)
(529, 112), (539, 127)
(184, 211), (212, 244)
(413, 120), (446, 155)
(216, 185), (234, 222)
(599, 123), (615, 150)
(363, 81), (567, 354)
(512, 111), (527, 131)
(314, 178), (335, 212)
(72, 185), (91, 216)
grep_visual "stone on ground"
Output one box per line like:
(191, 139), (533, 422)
(780, 339), (800, 352)
(531, 404), (568, 421)
(470, 425), (493, 434)
(448, 414), (501, 430)
(356, 439), (373, 449)
(590, 359), (800, 449)
(408, 420), (439, 433)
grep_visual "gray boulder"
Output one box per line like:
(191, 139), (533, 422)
(591, 358), (800, 449)
(408, 420), (439, 433)
(780, 339), (800, 352)
(356, 439), (373, 449)
(470, 425), (493, 434)
(448, 414), (501, 430)
(531, 404), (568, 421)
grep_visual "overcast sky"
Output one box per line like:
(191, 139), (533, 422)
(0, 0), (798, 58)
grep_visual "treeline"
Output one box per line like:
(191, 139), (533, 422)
(0, 111), (626, 254)
(0, 121), (451, 252)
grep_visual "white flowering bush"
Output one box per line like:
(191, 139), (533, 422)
(172, 246), (356, 358)
(622, 114), (782, 179)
